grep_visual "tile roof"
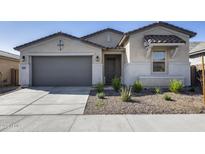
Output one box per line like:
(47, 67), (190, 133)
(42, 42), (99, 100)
(189, 42), (205, 56)
(81, 28), (124, 39)
(14, 22), (197, 51)
(144, 35), (186, 44)
(126, 21), (197, 38)
(14, 32), (105, 50)
(0, 50), (20, 60)
(189, 42), (203, 51)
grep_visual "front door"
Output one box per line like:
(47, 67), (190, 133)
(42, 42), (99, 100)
(104, 55), (121, 84)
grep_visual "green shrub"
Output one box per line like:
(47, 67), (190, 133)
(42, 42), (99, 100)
(154, 87), (161, 94)
(96, 92), (105, 99)
(169, 80), (183, 93)
(133, 81), (143, 93)
(96, 82), (104, 93)
(164, 94), (172, 101)
(112, 77), (121, 91)
(120, 87), (132, 102)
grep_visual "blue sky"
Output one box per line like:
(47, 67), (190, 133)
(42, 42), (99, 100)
(0, 21), (205, 55)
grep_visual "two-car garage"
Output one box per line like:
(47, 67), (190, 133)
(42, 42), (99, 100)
(15, 32), (103, 87)
(32, 56), (92, 86)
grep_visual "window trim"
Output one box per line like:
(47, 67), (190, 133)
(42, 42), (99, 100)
(151, 50), (167, 74)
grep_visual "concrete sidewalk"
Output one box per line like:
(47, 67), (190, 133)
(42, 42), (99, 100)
(0, 114), (205, 132)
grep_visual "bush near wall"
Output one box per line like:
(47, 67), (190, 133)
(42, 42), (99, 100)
(169, 80), (183, 93)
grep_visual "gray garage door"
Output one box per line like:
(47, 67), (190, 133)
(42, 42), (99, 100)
(32, 56), (92, 86)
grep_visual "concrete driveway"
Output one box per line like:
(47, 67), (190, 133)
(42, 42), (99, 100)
(0, 87), (90, 115)
(1, 87), (205, 132)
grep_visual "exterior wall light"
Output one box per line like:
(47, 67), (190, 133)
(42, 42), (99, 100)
(22, 56), (25, 62)
(96, 55), (100, 62)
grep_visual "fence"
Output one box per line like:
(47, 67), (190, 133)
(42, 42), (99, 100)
(190, 65), (205, 87)
(11, 68), (19, 86)
(191, 65), (197, 86)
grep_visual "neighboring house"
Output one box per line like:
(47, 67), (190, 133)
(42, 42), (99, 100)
(0, 50), (20, 86)
(14, 22), (196, 87)
(189, 42), (205, 69)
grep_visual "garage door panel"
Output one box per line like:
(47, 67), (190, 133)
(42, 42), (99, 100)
(32, 56), (92, 86)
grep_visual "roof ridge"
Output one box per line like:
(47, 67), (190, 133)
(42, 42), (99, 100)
(81, 28), (124, 39)
(0, 50), (20, 60)
(14, 31), (105, 50)
(126, 21), (196, 38)
(0, 50), (19, 56)
(158, 21), (196, 37)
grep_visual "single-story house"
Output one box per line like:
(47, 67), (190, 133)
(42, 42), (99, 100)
(189, 42), (205, 69)
(14, 22), (196, 87)
(0, 50), (20, 86)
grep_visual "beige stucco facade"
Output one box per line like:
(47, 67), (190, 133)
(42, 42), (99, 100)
(0, 56), (19, 85)
(84, 31), (123, 48)
(17, 23), (193, 87)
(19, 35), (103, 86)
(123, 26), (190, 86)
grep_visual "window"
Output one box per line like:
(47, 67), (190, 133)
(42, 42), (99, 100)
(152, 51), (166, 73)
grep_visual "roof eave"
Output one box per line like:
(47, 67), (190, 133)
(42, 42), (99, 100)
(81, 28), (124, 39)
(126, 21), (197, 38)
(14, 32), (104, 51)
(189, 49), (205, 57)
(0, 55), (20, 61)
(117, 35), (129, 47)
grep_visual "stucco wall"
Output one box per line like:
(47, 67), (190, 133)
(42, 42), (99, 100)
(84, 31), (123, 48)
(18, 26), (192, 87)
(0, 57), (19, 85)
(19, 35), (103, 86)
(124, 26), (191, 86)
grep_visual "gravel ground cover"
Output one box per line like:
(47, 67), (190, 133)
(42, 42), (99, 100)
(84, 88), (205, 114)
